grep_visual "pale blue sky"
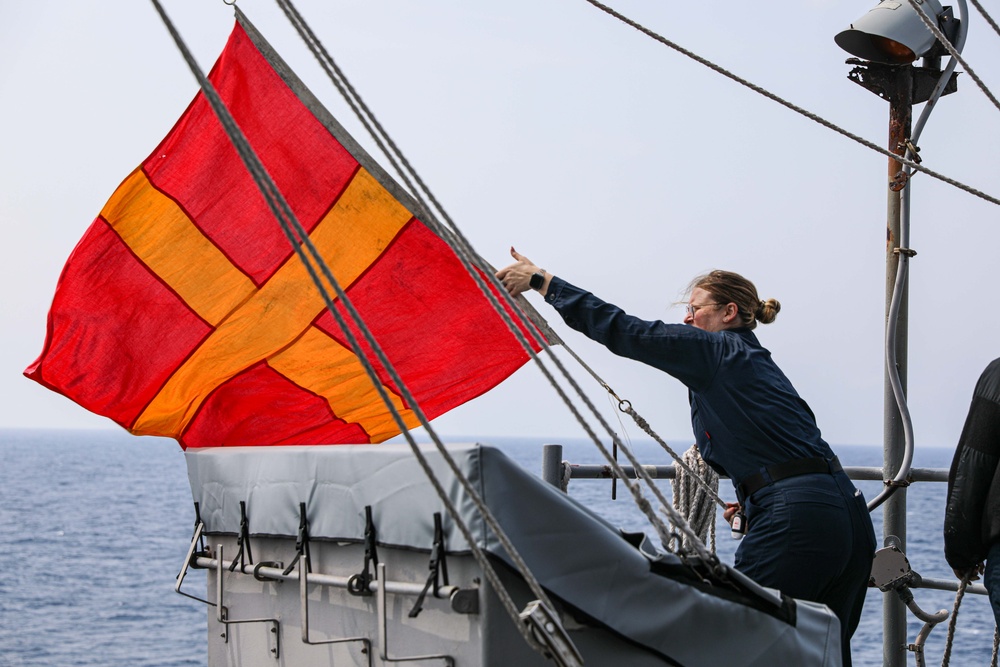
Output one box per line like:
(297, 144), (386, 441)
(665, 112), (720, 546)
(2, 0), (998, 450)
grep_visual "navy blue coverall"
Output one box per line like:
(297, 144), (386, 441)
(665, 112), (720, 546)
(544, 277), (876, 666)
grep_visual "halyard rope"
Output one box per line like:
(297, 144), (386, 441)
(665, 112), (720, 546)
(904, 0), (1000, 114)
(941, 578), (968, 666)
(152, 0), (556, 650)
(272, 0), (723, 567)
(940, 575), (1000, 667)
(580, 0), (1000, 207)
(970, 0), (1000, 40)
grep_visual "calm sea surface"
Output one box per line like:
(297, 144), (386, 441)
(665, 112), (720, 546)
(0, 429), (995, 666)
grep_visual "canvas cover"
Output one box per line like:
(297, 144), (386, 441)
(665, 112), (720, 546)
(186, 442), (842, 666)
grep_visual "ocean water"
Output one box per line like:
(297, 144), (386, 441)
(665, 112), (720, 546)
(0, 428), (995, 666)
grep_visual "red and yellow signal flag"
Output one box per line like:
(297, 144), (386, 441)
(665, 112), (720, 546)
(24, 15), (544, 449)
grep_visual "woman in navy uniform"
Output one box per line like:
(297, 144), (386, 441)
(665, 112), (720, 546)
(497, 248), (875, 667)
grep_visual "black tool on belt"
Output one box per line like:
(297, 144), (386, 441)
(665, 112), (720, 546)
(736, 455), (842, 503)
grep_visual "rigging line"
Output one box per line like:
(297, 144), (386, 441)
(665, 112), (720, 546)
(236, 19), (566, 641)
(152, 3), (555, 650)
(273, 0), (437, 239)
(271, 0), (722, 562)
(276, 0), (538, 295)
(274, 0), (459, 237)
(905, 0), (1000, 114)
(289, 0), (727, 566)
(580, 0), (1000, 208)
(274, 0), (563, 348)
(940, 577), (970, 667)
(562, 343), (726, 509)
(273, 0), (562, 350)
(970, 0), (1000, 40)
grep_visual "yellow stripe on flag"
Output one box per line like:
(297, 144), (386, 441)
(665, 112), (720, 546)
(133, 168), (414, 436)
(269, 327), (420, 441)
(101, 170), (257, 325)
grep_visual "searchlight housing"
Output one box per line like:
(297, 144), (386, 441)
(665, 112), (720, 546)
(835, 0), (957, 64)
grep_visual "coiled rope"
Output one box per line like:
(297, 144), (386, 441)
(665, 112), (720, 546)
(671, 444), (719, 554)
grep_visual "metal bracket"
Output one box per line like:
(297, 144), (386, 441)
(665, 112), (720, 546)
(899, 139), (922, 164)
(299, 551), (372, 665)
(377, 562), (455, 666)
(889, 170), (911, 192)
(844, 59), (958, 105)
(519, 600), (584, 667)
(870, 544), (950, 665)
(871, 545), (915, 592)
(175, 521), (215, 607)
(216, 544), (281, 660)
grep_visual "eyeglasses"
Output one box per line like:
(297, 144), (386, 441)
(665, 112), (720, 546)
(685, 303), (722, 317)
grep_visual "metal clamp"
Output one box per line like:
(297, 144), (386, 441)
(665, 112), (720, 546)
(519, 600), (584, 667)
(229, 501), (254, 572)
(282, 502), (312, 576)
(409, 513), (449, 618)
(348, 506), (379, 597)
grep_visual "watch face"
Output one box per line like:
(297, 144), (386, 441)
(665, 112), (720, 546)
(530, 272), (544, 289)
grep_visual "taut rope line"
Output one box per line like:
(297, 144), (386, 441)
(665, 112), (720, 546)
(153, 0), (559, 651)
(580, 0), (1000, 207)
(273, 0), (726, 565)
(904, 0), (1000, 114)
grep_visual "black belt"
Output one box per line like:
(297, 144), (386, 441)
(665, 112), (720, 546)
(736, 456), (842, 501)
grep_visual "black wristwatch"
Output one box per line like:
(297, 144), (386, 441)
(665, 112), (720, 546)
(529, 272), (545, 290)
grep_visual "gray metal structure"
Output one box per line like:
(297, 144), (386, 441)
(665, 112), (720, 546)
(181, 442), (844, 666)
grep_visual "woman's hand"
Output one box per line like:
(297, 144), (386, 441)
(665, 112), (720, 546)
(496, 247), (549, 296)
(723, 502), (742, 525)
(952, 562), (985, 582)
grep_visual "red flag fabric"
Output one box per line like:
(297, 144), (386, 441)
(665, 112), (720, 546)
(25, 17), (542, 448)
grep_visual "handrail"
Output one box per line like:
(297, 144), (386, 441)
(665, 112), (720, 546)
(557, 464), (948, 483)
(541, 445), (981, 597)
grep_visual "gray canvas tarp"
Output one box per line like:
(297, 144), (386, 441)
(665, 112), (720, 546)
(186, 442), (841, 665)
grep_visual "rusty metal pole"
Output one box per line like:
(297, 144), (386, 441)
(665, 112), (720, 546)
(882, 64), (912, 667)
(844, 54), (959, 666)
